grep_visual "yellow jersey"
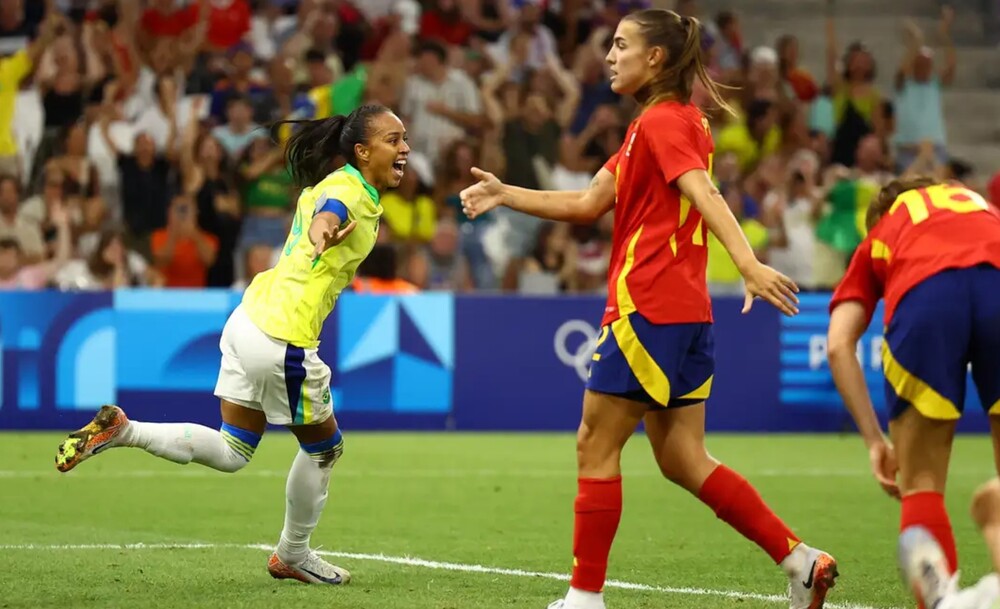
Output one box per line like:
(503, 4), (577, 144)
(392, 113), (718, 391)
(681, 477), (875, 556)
(241, 164), (382, 348)
(0, 51), (31, 156)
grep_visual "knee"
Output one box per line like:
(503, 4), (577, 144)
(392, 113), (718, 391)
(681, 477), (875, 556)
(655, 446), (717, 491)
(971, 478), (1000, 530)
(575, 423), (619, 475)
(220, 422), (261, 473)
(301, 429), (344, 470)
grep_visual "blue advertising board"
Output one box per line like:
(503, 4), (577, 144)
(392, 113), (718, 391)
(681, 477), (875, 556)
(0, 289), (989, 433)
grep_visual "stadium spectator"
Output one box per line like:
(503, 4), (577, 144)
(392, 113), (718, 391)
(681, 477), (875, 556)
(893, 8), (956, 173)
(824, 15), (883, 168)
(231, 242), (277, 290)
(236, 136), (293, 253)
(401, 39), (484, 171)
(0, 175), (44, 262)
(180, 97), (239, 287)
(776, 35), (819, 103)
(151, 194), (219, 288)
(0, 11), (60, 178)
(0, 200), (70, 290)
(211, 94), (262, 158)
(57, 226), (153, 289)
(380, 151), (437, 244)
(762, 150), (823, 290)
(489, 0), (559, 72)
(712, 11), (742, 76)
(0, 0), (991, 300)
(353, 243), (420, 293)
(511, 220), (577, 294)
(408, 218), (473, 291)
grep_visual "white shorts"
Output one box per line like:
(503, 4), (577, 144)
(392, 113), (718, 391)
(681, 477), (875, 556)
(214, 304), (334, 426)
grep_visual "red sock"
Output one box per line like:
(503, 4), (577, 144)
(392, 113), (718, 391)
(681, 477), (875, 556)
(901, 491), (958, 574)
(698, 465), (801, 564)
(570, 477), (623, 592)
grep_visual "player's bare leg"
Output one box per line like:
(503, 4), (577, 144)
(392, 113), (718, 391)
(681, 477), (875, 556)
(548, 390), (646, 609)
(898, 478), (1000, 609)
(972, 479), (1000, 571)
(892, 406), (959, 608)
(644, 404), (837, 609)
(56, 400), (265, 474)
(266, 413), (350, 585)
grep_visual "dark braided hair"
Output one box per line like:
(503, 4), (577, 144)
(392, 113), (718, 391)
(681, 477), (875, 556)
(271, 104), (391, 188)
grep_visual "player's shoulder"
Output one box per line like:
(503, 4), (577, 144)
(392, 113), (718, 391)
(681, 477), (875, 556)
(642, 101), (705, 127)
(310, 169), (363, 203)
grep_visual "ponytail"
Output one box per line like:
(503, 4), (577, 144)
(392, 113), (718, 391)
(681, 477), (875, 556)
(626, 9), (736, 117)
(271, 103), (391, 188)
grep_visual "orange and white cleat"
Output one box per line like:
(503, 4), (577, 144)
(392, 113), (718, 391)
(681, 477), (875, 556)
(789, 547), (839, 609)
(55, 405), (129, 473)
(267, 551), (351, 585)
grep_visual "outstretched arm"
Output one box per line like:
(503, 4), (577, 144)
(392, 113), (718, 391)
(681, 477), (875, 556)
(461, 166), (615, 225)
(676, 169), (799, 316)
(828, 301), (900, 499)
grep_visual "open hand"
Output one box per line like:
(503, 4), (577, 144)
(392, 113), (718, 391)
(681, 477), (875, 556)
(742, 261), (800, 316)
(459, 167), (505, 220)
(868, 438), (901, 500)
(311, 220), (357, 263)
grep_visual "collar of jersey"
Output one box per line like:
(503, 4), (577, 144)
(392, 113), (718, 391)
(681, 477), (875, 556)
(341, 163), (380, 206)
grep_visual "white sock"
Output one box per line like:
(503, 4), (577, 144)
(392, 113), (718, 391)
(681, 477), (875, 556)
(114, 421), (255, 473)
(565, 587), (605, 609)
(276, 433), (343, 565)
(780, 543), (811, 577)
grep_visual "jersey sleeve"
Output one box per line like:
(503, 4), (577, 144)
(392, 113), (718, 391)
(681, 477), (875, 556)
(643, 110), (707, 185)
(602, 152), (619, 174)
(313, 175), (361, 223)
(829, 237), (881, 324)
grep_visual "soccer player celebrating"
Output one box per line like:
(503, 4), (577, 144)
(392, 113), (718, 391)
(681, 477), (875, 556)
(54, 105), (410, 586)
(828, 177), (1000, 608)
(461, 9), (837, 609)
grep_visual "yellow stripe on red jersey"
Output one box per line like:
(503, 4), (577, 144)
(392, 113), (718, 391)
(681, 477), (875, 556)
(830, 183), (1000, 325)
(601, 101), (715, 328)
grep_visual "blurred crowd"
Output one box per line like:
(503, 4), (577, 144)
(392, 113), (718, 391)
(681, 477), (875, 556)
(0, 0), (996, 295)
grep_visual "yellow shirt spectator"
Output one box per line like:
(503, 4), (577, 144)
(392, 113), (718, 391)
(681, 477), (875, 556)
(707, 219), (770, 285)
(715, 121), (782, 173)
(380, 192), (437, 242)
(0, 50), (31, 157)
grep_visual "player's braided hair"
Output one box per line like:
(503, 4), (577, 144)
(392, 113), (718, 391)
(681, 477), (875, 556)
(866, 175), (939, 231)
(271, 104), (391, 188)
(624, 9), (735, 116)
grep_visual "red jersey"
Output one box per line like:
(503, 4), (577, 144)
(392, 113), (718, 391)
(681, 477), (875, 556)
(601, 101), (714, 327)
(830, 183), (1000, 325)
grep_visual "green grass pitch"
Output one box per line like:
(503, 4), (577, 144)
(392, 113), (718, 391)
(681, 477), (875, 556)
(1, 431), (996, 608)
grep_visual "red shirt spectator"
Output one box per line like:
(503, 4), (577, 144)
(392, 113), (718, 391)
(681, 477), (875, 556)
(203, 0), (252, 50)
(140, 1), (198, 38)
(152, 197), (219, 288)
(419, 2), (473, 47)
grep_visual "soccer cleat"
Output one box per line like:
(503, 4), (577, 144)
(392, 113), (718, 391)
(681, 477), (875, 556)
(938, 574), (1000, 609)
(547, 600), (606, 609)
(899, 526), (957, 609)
(788, 547), (839, 609)
(267, 551), (351, 585)
(55, 405), (129, 473)
(546, 590), (606, 609)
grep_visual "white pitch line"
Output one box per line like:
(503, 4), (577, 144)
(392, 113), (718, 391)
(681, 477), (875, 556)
(0, 541), (900, 609)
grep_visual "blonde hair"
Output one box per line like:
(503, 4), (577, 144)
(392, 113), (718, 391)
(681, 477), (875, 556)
(623, 9), (735, 116)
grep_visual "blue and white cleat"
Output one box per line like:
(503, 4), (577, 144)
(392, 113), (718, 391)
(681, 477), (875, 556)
(899, 526), (957, 608)
(267, 550), (351, 585)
